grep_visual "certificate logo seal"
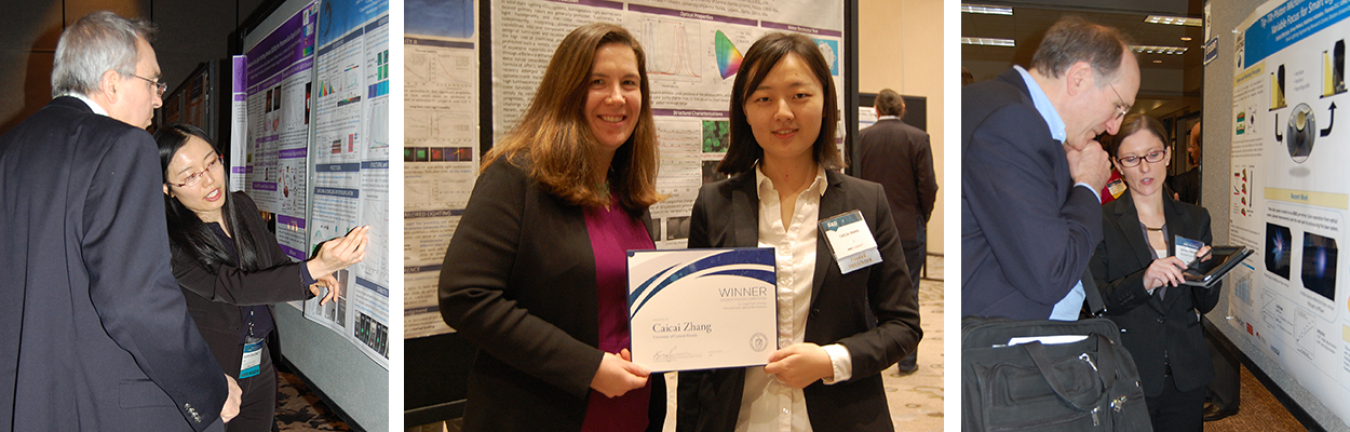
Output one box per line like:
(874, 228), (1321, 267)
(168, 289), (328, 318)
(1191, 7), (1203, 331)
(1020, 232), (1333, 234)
(750, 333), (768, 352)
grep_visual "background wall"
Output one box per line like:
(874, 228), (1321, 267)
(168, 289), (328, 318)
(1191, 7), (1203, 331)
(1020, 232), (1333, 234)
(1208, 0), (1348, 429)
(858, 0), (945, 255)
(0, 0), (266, 135)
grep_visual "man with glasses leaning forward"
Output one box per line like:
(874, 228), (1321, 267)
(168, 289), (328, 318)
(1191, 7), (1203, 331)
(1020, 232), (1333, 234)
(0, 11), (240, 432)
(962, 15), (1141, 321)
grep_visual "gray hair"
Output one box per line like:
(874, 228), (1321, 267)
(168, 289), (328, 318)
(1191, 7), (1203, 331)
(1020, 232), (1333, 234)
(52, 11), (156, 98)
(1030, 15), (1133, 84)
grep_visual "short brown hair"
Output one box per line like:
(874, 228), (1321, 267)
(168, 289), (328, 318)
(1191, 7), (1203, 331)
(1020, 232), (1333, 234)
(874, 88), (904, 117)
(483, 23), (661, 213)
(1031, 15), (1134, 83)
(718, 32), (843, 175)
(1105, 113), (1168, 158)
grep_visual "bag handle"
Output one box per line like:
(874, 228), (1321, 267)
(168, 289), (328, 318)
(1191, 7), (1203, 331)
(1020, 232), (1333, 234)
(1021, 333), (1120, 412)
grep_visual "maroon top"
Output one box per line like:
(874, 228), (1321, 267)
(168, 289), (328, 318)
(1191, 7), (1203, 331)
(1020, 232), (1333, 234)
(579, 197), (656, 432)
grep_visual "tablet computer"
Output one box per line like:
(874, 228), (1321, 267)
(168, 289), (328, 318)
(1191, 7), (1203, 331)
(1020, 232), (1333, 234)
(1182, 245), (1254, 287)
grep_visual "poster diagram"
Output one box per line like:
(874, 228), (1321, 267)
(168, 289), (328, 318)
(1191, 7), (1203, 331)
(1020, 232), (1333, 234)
(1229, 0), (1350, 422)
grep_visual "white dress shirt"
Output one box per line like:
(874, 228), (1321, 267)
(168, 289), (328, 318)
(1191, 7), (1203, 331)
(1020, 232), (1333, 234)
(737, 165), (853, 432)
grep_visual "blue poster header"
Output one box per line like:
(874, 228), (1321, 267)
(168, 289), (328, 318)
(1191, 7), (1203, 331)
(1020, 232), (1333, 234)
(1244, 0), (1350, 67)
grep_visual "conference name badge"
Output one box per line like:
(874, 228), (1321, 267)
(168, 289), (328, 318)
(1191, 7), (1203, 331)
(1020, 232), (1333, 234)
(820, 210), (881, 274)
(626, 248), (778, 372)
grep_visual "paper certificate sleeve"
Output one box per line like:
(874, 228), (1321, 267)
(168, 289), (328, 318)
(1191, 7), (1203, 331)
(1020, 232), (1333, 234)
(627, 248), (778, 372)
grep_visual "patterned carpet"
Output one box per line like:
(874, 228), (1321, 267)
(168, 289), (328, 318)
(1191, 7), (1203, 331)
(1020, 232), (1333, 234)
(274, 368), (353, 431)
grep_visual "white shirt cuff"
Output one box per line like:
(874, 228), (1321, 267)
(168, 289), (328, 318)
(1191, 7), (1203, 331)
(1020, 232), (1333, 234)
(820, 343), (853, 384)
(1075, 182), (1103, 203)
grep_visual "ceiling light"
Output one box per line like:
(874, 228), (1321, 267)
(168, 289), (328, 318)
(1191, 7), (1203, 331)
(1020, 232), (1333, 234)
(962, 37), (1015, 47)
(1145, 15), (1202, 27)
(1131, 45), (1189, 55)
(1153, 60), (1163, 64)
(1181, 36), (1193, 41)
(961, 4), (1013, 15)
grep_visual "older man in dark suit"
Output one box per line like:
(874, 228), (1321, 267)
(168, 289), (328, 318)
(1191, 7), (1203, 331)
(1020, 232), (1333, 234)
(858, 89), (936, 373)
(0, 11), (238, 431)
(962, 16), (1139, 320)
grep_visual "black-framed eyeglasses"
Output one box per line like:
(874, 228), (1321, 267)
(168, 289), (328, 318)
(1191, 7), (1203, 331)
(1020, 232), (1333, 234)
(1108, 82), (1130, 120)
(1116, 149), (1166, 167)
(169, 155), (224, 188)
(130, 74), (167, 97)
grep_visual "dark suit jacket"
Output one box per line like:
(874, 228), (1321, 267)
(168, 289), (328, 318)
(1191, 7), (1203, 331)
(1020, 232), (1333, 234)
(962, 68), (1104, 320)
(675, 170), (921, 432)
(171, 192), (314, 376)
(1090, 191), (1221, 396)
(858, 118), (938, 242)
(0, 97), (227, 431)
(439, 159), (665, 432)
(1168, 165), (1201, 205)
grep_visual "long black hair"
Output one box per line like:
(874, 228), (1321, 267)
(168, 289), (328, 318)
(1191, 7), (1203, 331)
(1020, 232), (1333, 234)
(154, 123), (264, 272)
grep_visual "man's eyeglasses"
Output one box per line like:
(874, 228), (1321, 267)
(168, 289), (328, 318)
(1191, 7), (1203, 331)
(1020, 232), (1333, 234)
(130, 74), (167, 97)
(1108, 82), (1130, 120)
(1116, 149), (1166, 167)
(169, 155), (223, 188)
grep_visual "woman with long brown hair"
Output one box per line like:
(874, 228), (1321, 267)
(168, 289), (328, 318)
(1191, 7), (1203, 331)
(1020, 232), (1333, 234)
(438, 23), (664, 432)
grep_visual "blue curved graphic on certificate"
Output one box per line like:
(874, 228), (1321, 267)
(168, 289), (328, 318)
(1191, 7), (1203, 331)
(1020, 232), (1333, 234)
(629, 249), (774, 318)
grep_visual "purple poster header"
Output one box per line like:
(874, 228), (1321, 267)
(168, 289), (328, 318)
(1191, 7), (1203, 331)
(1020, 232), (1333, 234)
(653, 109), (730, 118)
(245, 4), (316, 86)
(627, 4), (757, 26)
(252, 182), (278, 191)
(761, 21), (842, 38)
(232, 56), (247, 93)
(279, 148), (308, 159)
(278, 214), (306, 229)
(545, 0), (622, 9)
(279, 244), (306, 261)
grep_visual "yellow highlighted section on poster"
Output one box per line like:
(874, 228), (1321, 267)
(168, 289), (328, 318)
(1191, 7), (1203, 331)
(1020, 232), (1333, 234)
(1342, 325), (1350, 342)
(1236, 62), (1264, 86)
(1265, 188), (1348, 209)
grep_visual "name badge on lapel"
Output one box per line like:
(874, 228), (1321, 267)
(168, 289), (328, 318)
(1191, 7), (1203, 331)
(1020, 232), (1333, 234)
(819, 210), (882, 274)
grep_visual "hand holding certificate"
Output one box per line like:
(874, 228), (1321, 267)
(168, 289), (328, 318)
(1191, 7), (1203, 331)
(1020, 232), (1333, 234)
(627, 248), (778, 372)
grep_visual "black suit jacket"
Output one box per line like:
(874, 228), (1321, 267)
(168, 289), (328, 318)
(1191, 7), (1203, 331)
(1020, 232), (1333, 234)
(675, 170), (921, 432)
(1168, 165), (1201, 205)
(0, 97), (227, 431)
(858, 118), (938, 242)
(439, 159), (665, 432)
(962, 68), (1104, 320)
(172, 192), (314, 375)
(1090, 191), (1221, 395)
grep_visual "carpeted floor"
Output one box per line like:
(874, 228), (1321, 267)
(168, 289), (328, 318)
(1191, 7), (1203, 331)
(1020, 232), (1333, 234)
(274, 368), (353, 431)
(1201, 364), (1305, 431)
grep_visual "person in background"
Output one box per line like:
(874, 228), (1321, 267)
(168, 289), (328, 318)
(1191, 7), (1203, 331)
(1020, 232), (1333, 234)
(1091, 114), (1221, 432)
(1170, 121), (1202, 205)
(857, 88), (937, 374)
(677, 31), (921, 432)
(439, 23), (666, 432)
(0, 11), (237, 431)
(155, 123), (368, 432)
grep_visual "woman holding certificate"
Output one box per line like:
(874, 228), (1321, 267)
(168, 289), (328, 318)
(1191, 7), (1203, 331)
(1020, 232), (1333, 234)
(1089, 114), (1220, 432)
(676, 32), (922, 432)
(438, 23), (665, 432)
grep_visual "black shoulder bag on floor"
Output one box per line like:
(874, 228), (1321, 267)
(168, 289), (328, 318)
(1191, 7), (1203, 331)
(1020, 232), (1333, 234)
(962, 275), (1152, 431)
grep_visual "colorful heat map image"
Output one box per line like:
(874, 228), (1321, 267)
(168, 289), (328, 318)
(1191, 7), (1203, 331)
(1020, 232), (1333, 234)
(715, 30), (742, 79)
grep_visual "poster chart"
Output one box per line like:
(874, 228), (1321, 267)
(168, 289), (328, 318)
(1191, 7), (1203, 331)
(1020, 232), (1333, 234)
(403, 0), (479, 339)
(241, 2), (319, 260)
(302, 0), (391, 368)
(491, 0), (846, 250)
(1228, 0), (1350, 423)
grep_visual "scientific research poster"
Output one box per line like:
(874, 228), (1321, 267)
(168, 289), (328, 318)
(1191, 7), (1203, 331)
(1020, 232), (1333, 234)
(1228, 0), (1350, 423)
(403, 0), (478, 339)
(491, 0), (846, 249)
(243, 1), (318, 259)
(304, 0), (391, 368)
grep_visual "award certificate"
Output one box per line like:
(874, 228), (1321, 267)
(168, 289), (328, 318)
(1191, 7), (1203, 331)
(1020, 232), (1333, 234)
(627, 248), (777, 372)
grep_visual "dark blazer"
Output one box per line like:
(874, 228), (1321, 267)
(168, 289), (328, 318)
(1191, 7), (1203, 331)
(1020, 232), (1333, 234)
(171, 192), (314, 375)
(675, 170), (922, 432)
(962, 67), (1104, 320)
(0, 97), (227, 431)
(438, 160), (665, 432)
(1169, 165), (1201, 205)
(1090, 191), (1221, 396)
(857, 118), (938, 242)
